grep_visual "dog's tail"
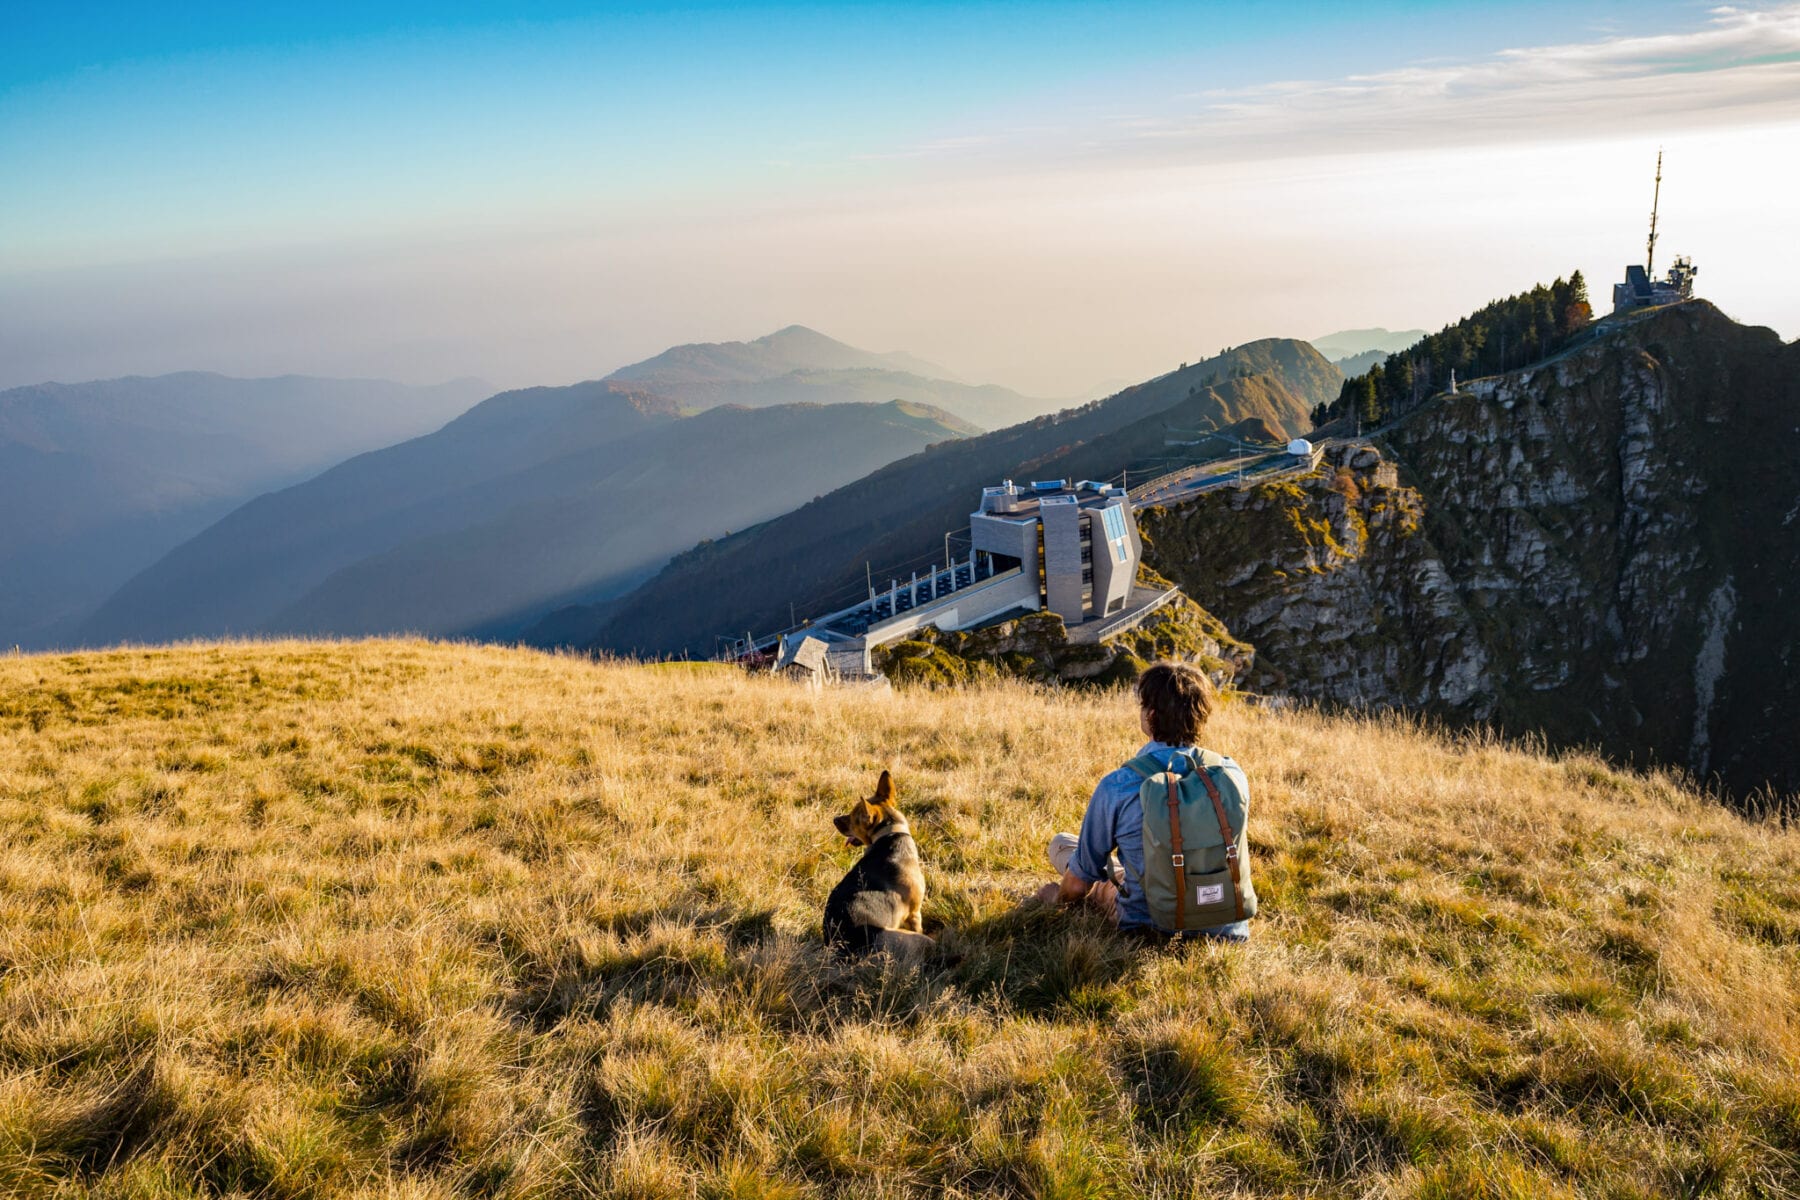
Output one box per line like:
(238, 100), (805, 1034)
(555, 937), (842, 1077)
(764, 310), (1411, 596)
(828, 924), (935, 964)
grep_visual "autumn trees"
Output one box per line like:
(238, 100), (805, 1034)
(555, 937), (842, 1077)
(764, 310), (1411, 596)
(1314, 273), (1596, 430)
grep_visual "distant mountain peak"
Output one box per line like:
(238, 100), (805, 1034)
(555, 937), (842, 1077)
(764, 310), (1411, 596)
(756, 323), (834, 345)
(1310, 327), (1429, 362)
(1313, 326), (1403, 341)
(607, 326), (963, 389)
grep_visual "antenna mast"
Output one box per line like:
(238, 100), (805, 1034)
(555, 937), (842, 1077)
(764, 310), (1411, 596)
(1646, 148), (1663, 277)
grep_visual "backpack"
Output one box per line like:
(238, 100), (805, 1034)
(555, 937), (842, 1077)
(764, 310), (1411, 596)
(1122, 749), (1257, 931)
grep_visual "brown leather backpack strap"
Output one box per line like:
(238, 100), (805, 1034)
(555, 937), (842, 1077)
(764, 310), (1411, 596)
(1194, 766), (1245, 922)
(1165, 772), (1187, 931)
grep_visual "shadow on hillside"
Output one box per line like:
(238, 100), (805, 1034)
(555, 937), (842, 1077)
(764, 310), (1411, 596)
(500, 896), (1182, 1034)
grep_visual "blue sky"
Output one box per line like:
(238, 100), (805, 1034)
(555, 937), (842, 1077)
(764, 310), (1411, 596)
(3, 1), (1795, 391)
(0, 0), (1716, 262)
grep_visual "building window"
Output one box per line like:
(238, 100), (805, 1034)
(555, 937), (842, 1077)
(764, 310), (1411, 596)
(1101, 504), (1130, 563)
(1037, 532), (1048, 607)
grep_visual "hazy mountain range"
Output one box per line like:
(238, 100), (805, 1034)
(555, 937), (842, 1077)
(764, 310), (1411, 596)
(1309, 327), (1430, 378)
(1309, 327), (1429, 361)
(82, 387), (974, 645)
(0, 372), (491, 648)
(17, 323), (1353, 658)
(610, 324), (959, 384)
(568, 338), (1341, 656)
(604, 325), (1053, 431)
(7, 327), (1035, 650)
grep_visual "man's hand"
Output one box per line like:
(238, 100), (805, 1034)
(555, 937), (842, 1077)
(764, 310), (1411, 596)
(1035, 870), (1093, 907)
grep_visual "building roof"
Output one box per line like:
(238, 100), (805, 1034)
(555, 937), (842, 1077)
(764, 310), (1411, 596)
(976, 477), (1129, 519)
(775, 634), (830, 674)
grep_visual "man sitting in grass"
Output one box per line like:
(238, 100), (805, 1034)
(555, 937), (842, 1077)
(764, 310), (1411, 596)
(1036, 660), (1252, 942)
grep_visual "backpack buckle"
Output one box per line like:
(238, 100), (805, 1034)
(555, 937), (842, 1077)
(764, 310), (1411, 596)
(1170, 853), (1185, 868)
(1225, 844), (1239, 861)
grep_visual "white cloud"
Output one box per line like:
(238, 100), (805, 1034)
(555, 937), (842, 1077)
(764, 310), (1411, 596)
(885, 4), (1800, 167)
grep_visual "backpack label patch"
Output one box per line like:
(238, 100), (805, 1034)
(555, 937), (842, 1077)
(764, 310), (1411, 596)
(1196, 884), (1225, 905)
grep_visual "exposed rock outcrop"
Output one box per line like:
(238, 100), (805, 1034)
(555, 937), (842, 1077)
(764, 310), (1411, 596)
(1139, 445), (1485, 712)
(1143, 302), (1800, 805)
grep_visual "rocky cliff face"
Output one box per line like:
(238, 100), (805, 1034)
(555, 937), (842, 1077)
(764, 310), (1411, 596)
(1139, 446), (1489, 714)
(1142, 303), (1800, 806)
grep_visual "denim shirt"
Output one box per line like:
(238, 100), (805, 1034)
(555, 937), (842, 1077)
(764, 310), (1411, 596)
(1070, 739), (1252, 938)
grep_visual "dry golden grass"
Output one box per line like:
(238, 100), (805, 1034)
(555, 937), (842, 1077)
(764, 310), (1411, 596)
(1, 639), (1797, 1198)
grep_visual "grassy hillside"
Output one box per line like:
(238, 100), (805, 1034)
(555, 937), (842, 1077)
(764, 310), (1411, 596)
(1110, 339), (1338, 441)
(3, 642), (1797, 1197)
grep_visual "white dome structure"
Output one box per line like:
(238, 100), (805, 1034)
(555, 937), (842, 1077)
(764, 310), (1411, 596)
(1286, 438), (1314, 458)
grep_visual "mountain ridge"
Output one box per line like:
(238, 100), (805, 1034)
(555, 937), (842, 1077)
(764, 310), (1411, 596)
(608, 324), (960, 386)
(1143, 300), (1800, 805)
(1309, 327), (1428, 361)
(0, 371), (493, 648)
(567, 338), (1341, 655)
(81, 390), (974, 645)
(605, 325), (1045, 430)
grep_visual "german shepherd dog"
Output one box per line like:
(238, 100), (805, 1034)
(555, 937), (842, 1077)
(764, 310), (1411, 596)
(824, 770), (934, 962)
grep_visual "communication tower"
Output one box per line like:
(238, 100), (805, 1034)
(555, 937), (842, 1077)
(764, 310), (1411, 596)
(1612, 150), (1698, 315)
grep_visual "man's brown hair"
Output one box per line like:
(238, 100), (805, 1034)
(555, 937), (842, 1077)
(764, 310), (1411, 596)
(1136, 660), (1214, 746)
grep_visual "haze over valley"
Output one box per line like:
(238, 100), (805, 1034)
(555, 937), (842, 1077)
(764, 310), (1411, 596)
(60, 330), (1002, 648)
(0, 373), (490, 647)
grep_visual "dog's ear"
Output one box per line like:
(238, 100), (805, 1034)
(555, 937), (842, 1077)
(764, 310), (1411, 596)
(874, 770), (895, 805)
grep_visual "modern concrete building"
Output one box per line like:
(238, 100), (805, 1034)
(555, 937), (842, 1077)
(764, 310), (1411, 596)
(740, 478), (1160, 678)
(969, 479), (1140, 625)
(772, 634), (831, 689)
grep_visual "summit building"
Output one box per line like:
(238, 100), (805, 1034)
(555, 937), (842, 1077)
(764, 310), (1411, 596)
(970, 479), (1140, 624)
